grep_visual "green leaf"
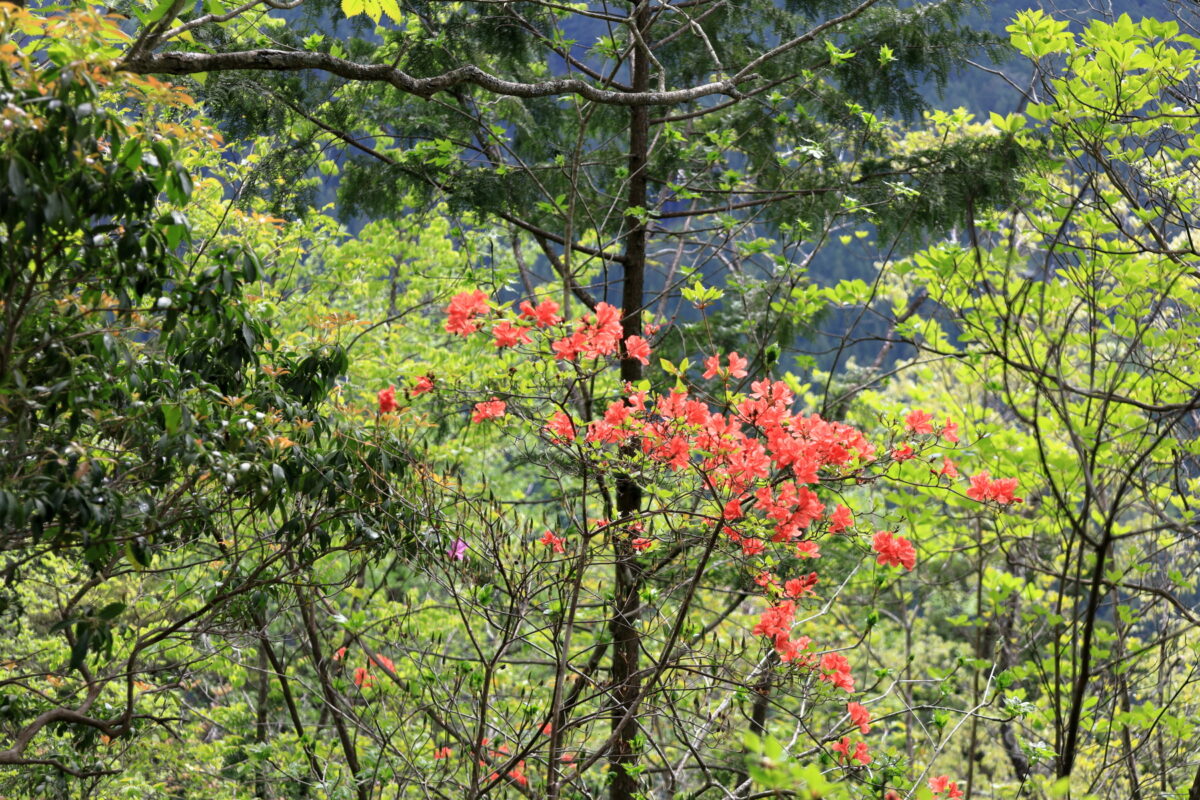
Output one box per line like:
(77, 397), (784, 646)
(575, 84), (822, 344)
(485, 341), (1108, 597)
(98, 602), (126, 621)
(69, 626), (92, 671)
(144, 0), (177, 24)
(377, 0), (402, 22)
(162, 404), (182, 434)
(125, 540), (151, 570)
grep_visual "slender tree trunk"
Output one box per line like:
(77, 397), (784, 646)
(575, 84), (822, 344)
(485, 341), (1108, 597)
(1059, 530), (1112, 779)
(996, 560), (1030, 787)
(1109, 586), (1143, 800)
(254, 646), (271, 799)
(735, 664), (773, 797)
(254, 612), (319, 796)
(297, 594), (370, 800)
(609, 5), (650, 799)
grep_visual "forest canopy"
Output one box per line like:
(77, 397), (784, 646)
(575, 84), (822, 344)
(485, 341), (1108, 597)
(1, 2), (1199, 800)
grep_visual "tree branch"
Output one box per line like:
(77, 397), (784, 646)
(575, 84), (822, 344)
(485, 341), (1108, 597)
(120, 50), (741, 106)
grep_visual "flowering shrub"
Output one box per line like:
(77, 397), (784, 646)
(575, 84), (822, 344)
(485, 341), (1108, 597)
(373, 289), (1027, 794)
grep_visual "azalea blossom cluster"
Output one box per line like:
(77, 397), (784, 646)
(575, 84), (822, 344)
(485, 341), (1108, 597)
(830, 700), (875, 765)
(965, 470), (1022, 504)
(477, 738), (529, 788)
(550, 375), (883, 721)
(444, 289), (650, 366)
(416, 292), (1028, 785)
(929, 775), (965, 798)
(872, 531), (916, 570)
(331, 648), (395, 689)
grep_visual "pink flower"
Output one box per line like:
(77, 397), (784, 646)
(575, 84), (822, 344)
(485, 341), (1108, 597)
(545, 411), (576, 440)
(828, 504), (853, 533)
(471, 398), (506, 423)
(740, 537), (765, 556)
(378, 385), (398, 413)
(929, 775), (964, 799)
(847, 701), (871, 734)
(492, 320), (532, 348)
(624, 335), (651, 365)
(632, 537), (653, 552)
(941, 417), (960, 443)
(519, 298), (562, 327)
(831, 736), (851, 759)
(448, 538), (468, 560)
(540, 530), (566, 553)
(722, 497), (743, 520)
(966, 471), (992, 501)
(940, 457), (959, 478)
(702, 352), (749, 380)
(784, 572), (818, 598)
(795, 541), (821, 559)
(966, 471), (1022, 504)
(831, 737), (871, 765)
(552, 332), (584, 361)
(872, 531), (916, 570)
(891, 443), (915, 461)
(728, 351), (749, 379)
(820, 653), (855, 692)
(753, 600), (796, 639)
(990, 477), (1021, 504)
(905, 409), (934, 435)
(445, 289), (489, 335)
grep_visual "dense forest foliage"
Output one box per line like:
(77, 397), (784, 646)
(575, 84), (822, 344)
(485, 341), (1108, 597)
(2, 2), (1200, 800)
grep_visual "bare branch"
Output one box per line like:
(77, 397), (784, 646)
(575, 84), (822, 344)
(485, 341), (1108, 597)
(119, 50), (741, 106)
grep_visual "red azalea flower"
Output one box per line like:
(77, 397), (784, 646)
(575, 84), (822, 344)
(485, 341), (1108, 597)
(728, 351), (749, 379)
(966, 471), (1023, 504)
(539, 530), (566, 553)
(519, 298), (562, 327)
(378, 385), (398, 413)
(624, 334), (651, 365)
(492, 319), (532, 348)
(445, 289), (490, 335)
(784, 572), (818, 597)
(828, 504), (853, 533)
(872, 531), (916, 571)
(930, 775), (964, 799)
(847, 701), (871, 734)
(471, 398), (506, 423)
(412, 375), (434, 396)
(544, 410), (576, 440)
(905, 409), (934, 435)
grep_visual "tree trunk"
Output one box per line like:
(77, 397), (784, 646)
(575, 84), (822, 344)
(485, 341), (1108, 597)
(609, 4), (650, 799)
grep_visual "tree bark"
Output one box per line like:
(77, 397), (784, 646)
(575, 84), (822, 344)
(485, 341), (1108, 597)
(609, 5), (650, 799)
